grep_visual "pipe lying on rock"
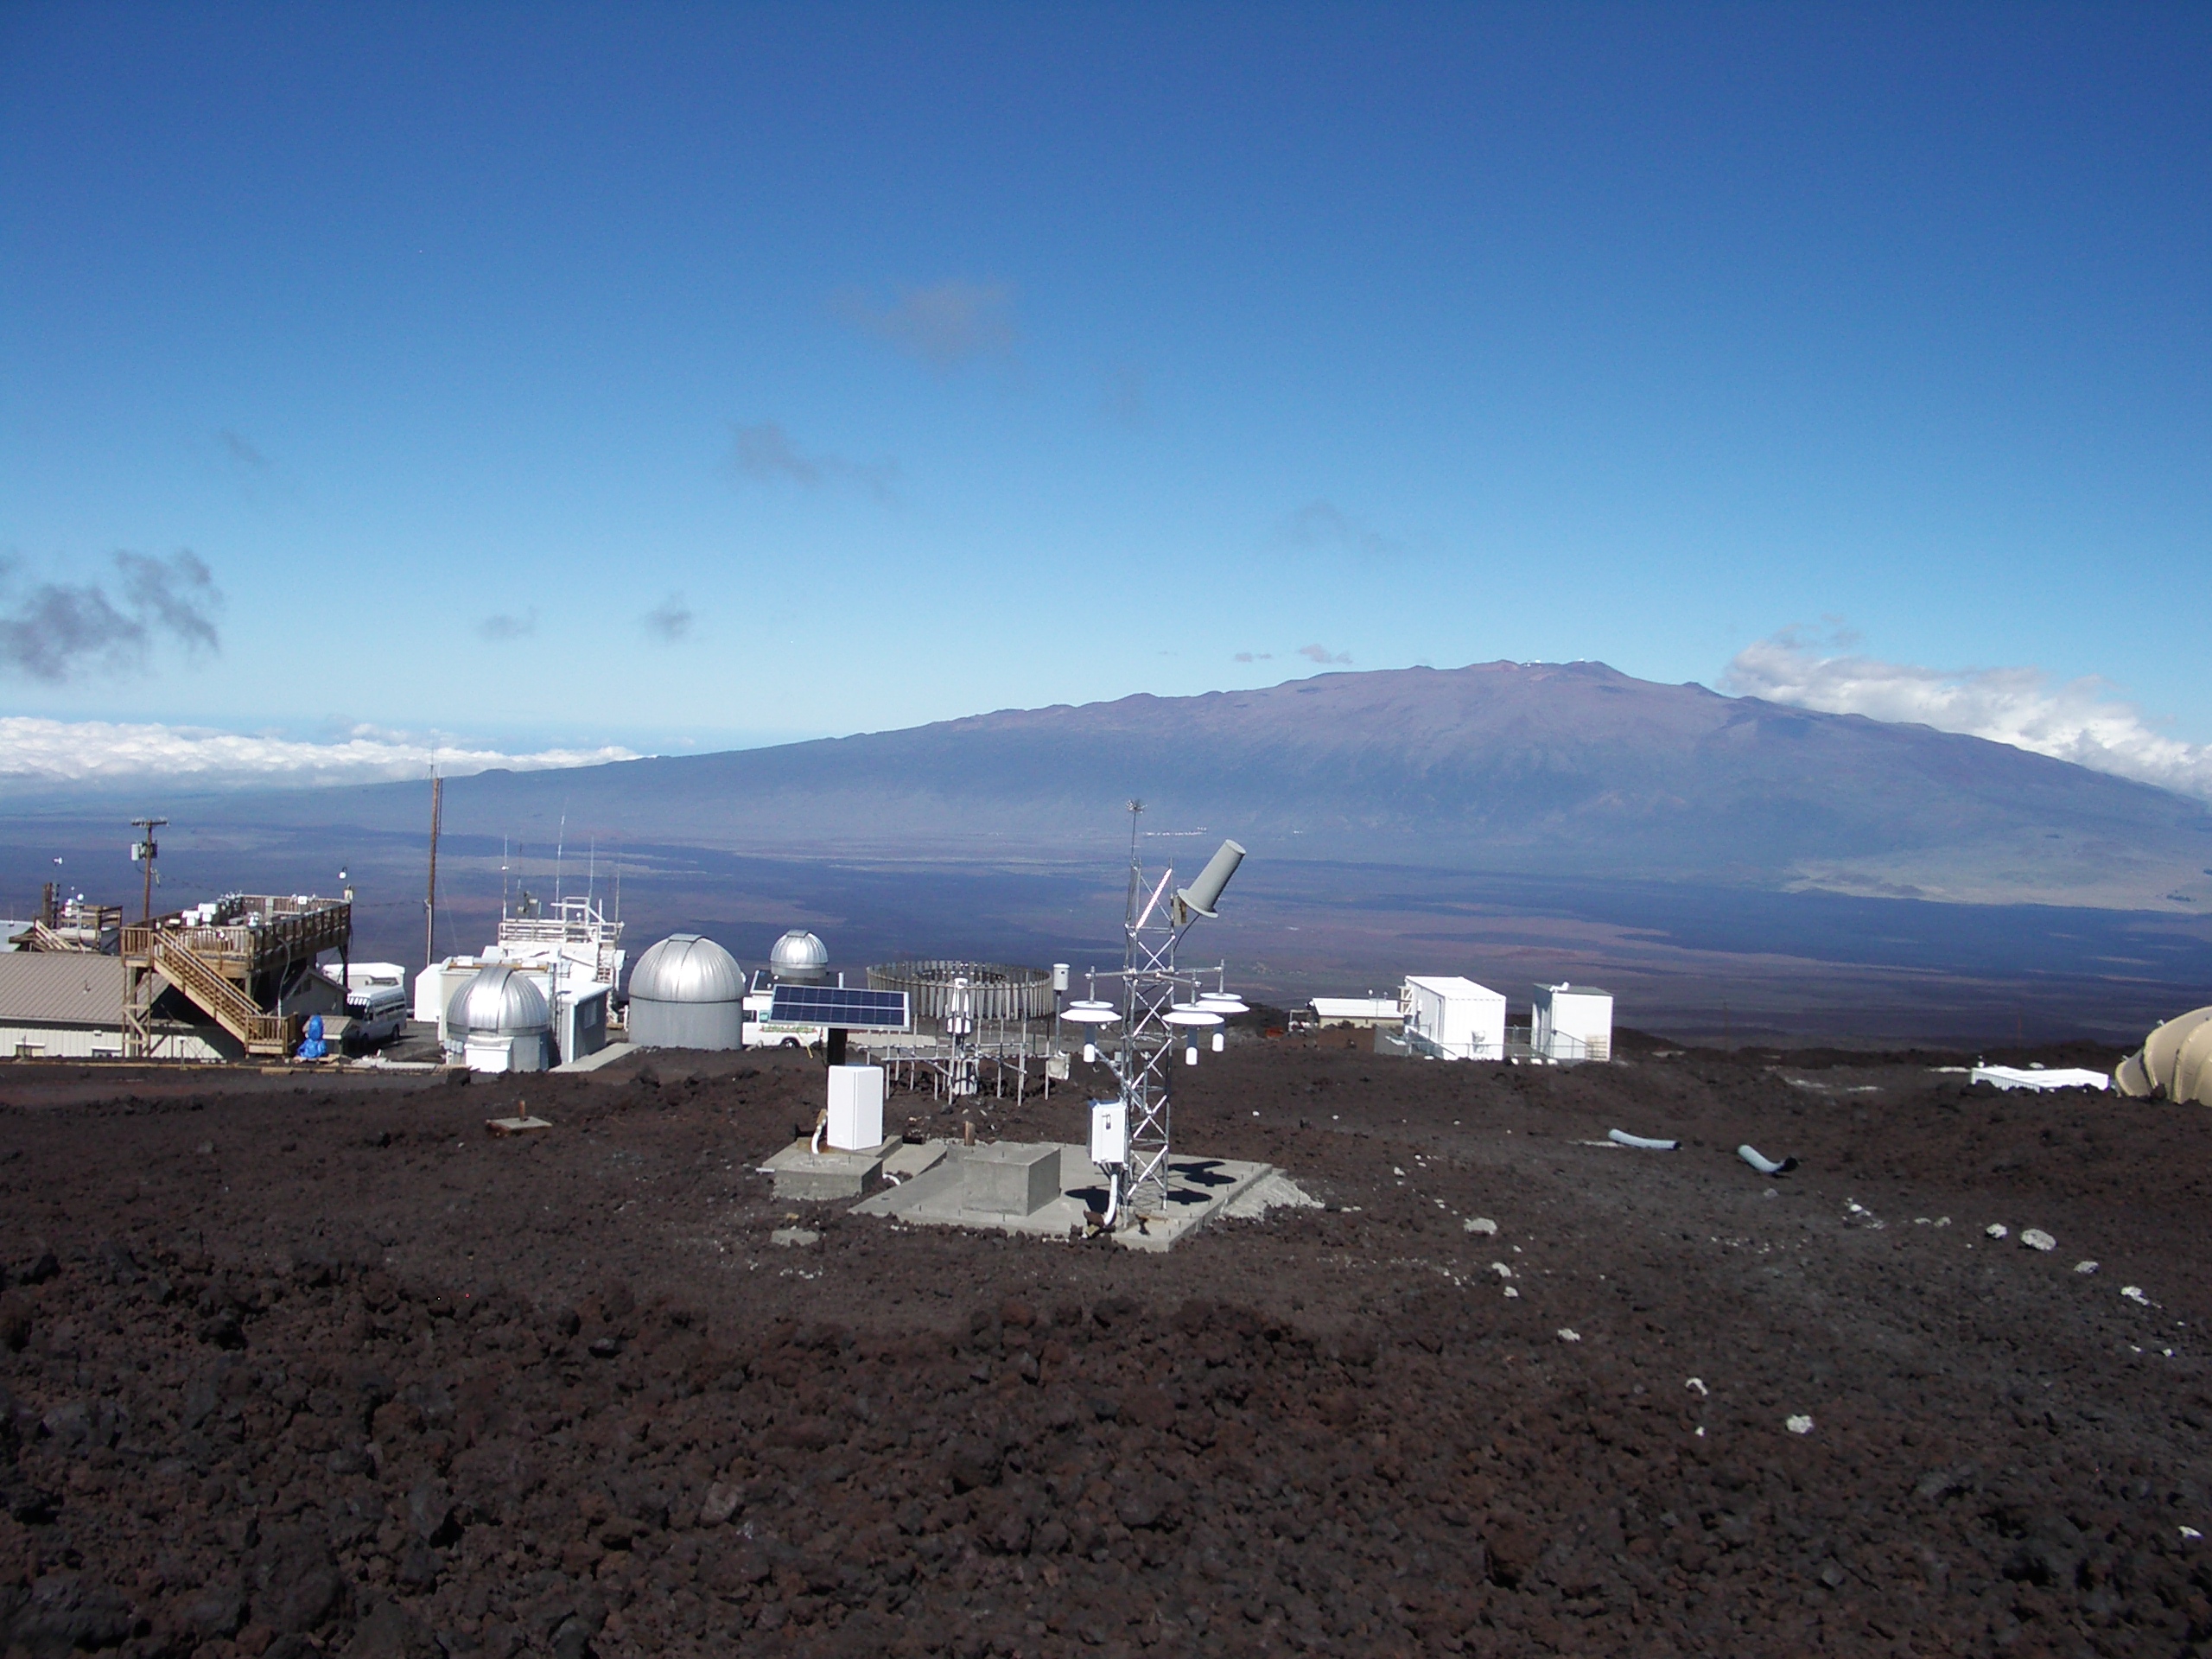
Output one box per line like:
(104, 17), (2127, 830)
(1738, 1144), (1799, 1175)
(1608, 1129), (1679, 1151)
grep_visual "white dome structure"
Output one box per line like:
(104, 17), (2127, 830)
(768, 928), (830, 982)
(444, 963), (551, 1073)
(628, 933), (745, 1050)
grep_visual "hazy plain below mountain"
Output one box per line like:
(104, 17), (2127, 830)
(150, 660), (2212, 912)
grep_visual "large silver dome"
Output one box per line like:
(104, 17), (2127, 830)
(446, 963), (549, 1035)
(768, 928), (829, 982)
(628, 934), (743, 1004)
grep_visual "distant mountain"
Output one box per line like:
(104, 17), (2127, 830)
(114, 662), (2212, 908)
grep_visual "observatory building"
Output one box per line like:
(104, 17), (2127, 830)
(627, 933), (745, 1050)
(416, 894), (622, 1068)
(768, 929), (829, 982)
(744, 929), (836, 1046)
(444, 963), (552, 1073)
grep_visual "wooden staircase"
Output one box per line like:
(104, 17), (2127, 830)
(143, 931), (296, 1056)
(9, 921), (79, 953)
(118, 894), (347, 1059)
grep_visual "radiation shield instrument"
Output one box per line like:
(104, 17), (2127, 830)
(1163, 1006), (1224, 1026)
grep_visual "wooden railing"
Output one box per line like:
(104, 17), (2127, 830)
(168, 901), (352, 973)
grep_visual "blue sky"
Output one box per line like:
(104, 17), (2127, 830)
(3, 3), (2207, 782)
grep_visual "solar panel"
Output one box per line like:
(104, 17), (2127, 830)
(767, 984), (911, 1030)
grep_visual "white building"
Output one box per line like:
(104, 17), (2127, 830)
(1401, 976), (1508, 1061)
(1309, 996), (1405, 1029)
(1533, 982), (1614, 1062)
(415, 895), (622, 1067)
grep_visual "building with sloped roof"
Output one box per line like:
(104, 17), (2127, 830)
(0, 953), (231, 1061)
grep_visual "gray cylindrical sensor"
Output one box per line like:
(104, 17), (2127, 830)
(1176, 838), (1247, 918)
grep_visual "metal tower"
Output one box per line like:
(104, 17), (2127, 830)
(1089, 802), (1246, 1222)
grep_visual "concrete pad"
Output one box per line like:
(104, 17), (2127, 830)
(882, 1141), (946, 1180)
(1222, 1172), (1321, 1218)
(851, 1140), (1278, 1252)
(759, 1137), (888, 1202)
(962, 1141), (1061, 1216)
(553, 1041), (633, 1074)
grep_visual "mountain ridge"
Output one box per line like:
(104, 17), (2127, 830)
(43, 660), (2212, 910)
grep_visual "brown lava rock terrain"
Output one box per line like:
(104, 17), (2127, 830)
(3, 1033), (2209, 1658)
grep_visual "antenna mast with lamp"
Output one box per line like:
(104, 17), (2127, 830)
(1074, 801), (1248, 1229)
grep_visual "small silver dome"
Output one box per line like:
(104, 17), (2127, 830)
(769, 928), (829, 982)
(629, 934), (743, 1004)
(446, 963), (549, 1034)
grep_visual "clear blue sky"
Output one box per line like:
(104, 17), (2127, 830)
(3, 3), (2206, 761)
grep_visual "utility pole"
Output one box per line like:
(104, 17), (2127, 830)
(423, 772), (443, 974)
(130, 818), (167, 923)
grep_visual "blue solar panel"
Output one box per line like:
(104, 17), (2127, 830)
(767, 984), (911, 1030)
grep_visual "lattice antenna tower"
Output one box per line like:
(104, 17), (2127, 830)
(1093, 800), (1246, 1220)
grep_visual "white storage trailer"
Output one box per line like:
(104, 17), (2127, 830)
(1400, 976), (1507, 1061)
(1533, 982), (1613, 1062)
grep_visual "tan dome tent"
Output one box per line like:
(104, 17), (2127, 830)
(2113, 1007), (2212, 1103)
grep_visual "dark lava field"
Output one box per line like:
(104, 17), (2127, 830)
(3, 1030), (2209, 1658)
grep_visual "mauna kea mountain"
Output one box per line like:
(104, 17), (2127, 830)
(224, 662), (2212, 909)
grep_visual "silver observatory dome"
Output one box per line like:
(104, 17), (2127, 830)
(446, 963), (550, 1036)
(628, 933), (744, 1004)
(627, 933), (744, 1051)
(768, 928), (830, 982)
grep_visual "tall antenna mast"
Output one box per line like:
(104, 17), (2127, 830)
(423, 771), (442, 973)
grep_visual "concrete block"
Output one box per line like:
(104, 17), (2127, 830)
(767, 1148), (882, 1202)
(962, 1142), (1061, 1217)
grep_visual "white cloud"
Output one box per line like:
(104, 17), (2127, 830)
(0, 717), (639, 791)
(1724, 631), (2212, 801)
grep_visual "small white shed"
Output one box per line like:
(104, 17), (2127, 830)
(1534, 982), (1614, 1062)
(1401, 976), (1508, 1061)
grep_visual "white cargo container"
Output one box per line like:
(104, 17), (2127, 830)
(1400, 976), (1507, 1061)
(1533, 982), (1613, 1062)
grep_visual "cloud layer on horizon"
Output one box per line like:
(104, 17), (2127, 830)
(1725, 631), (2212, 802)
(0, 716), (639, 791)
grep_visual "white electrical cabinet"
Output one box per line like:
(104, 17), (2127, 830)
(1089, 1098), (1128, 1165)
(826, 1065), (886, 1150)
